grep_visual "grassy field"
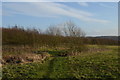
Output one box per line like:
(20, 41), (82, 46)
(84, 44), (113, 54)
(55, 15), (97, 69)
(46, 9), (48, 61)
(2, 45), (119, 79)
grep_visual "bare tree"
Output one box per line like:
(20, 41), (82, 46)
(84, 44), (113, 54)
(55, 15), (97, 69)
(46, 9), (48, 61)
(63, 21), (85, 37)
(45, 21), (85, 37)
(45, 25), (62, 36)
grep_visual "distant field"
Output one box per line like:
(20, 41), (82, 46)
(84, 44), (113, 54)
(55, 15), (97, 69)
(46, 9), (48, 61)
(2, 45), (119, 79)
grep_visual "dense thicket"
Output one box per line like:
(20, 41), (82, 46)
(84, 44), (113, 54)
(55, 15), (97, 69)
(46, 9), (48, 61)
(2, 26), (118, 47)
(2, 21), (119, 51)
(2, 27), (83, 47)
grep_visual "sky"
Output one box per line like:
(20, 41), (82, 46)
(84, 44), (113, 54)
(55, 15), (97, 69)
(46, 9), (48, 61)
(1, 2), (118, 36)
(2, 0), (119, 2)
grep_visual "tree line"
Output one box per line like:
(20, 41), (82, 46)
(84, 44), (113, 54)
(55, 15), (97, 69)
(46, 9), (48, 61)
(2, 21), (118, 49)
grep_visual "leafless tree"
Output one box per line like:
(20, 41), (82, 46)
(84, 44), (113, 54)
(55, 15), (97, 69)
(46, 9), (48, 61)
(63, 21), (85, 37)
(45, 25), (62, 36)
(45, 21), (85, 37)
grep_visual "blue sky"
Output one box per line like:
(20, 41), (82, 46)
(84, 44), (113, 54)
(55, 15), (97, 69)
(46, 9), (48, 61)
(2, 2), (118, 36)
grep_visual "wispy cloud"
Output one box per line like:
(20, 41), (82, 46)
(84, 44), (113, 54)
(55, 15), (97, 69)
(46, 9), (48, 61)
(3, 2), (109, 23)
(77, 2), (88, 7)
(3, 0), (119, 2)
(99, 3), (117, 9)
(3, 0), (41, 2)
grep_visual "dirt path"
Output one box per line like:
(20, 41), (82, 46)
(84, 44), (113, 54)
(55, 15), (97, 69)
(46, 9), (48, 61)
(44, 57), (56, 78)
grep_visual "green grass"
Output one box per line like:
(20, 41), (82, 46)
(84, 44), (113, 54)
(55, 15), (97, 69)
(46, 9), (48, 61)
(2, 45), (119, 79)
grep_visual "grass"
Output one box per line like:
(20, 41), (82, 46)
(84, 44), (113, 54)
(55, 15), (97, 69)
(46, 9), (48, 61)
(2, 45), (119, 79)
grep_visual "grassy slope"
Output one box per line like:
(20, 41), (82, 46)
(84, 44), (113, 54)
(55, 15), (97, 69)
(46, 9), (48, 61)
(2, 45), (119, 79)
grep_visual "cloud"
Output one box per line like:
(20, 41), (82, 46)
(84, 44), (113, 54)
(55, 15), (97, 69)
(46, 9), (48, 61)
(3, 2), (109, 23)
(77, 2), (88, 7)
(3, 0), (41, 2)
(99, 3), (117, 9)
(2, 0), (119, 2)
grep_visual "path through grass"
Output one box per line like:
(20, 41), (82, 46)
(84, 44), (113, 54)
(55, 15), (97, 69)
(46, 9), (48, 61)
(2, 45), (119, 79)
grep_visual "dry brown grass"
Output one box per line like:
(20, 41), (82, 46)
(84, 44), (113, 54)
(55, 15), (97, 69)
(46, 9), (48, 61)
(2, 52), (51, 65)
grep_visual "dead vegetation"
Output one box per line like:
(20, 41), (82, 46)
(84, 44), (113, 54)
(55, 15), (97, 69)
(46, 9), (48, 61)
(1, 23), (118, 66)
(1, 52), (51, 65)
(1, 45), (111, 65)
